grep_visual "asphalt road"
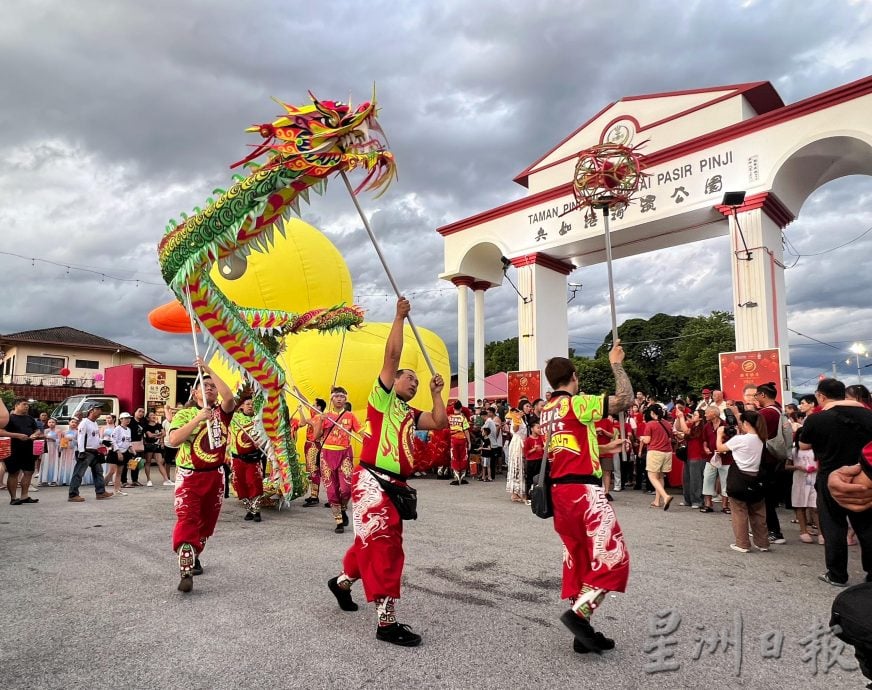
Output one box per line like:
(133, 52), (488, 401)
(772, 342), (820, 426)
(0, 477), (866, 689)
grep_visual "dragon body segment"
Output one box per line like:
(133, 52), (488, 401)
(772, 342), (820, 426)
(157, 93), (395, 501)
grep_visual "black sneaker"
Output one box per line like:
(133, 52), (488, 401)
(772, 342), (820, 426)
(327, 576), (359, 611)
(460, 479), (469, 485)
(192, 558), (203, 576)
(178, 575), (193, 593)
(573, 631), (616, 653)
(818, 572), (848, 588)
(253, 512), (262, 523)
(559, 610), (601, 655)
(768, 532), (786, 545)
(303, 497), (319, 507)
(449, 480), (459, 486)
(335, 524), (344, 534)
(376, 622), (422, 647)
(244, 512), (254, 521)
(324, 502), (331, 507)
(605, 493), (614, 502)
(341, 510), (349, 527)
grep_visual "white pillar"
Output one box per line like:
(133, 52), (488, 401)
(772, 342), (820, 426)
(510, 254), (573, 376)
(452, 277), (473, 404)
(727, 204), (791, 392)
(472, 281), (490, 404)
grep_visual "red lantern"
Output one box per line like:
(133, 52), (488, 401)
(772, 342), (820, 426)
(60, 367), (71, 377)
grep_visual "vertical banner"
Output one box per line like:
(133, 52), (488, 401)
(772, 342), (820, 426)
(507, 370), (542, 408)
(719, 349), (783, 404)
(145, 367), (178, 411)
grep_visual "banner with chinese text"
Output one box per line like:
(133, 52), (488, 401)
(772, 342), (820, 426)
(719, 349), (783, 404)
(507, 370), (542, 408)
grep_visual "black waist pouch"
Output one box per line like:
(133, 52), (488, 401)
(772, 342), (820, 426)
(363, 464), (418, 521)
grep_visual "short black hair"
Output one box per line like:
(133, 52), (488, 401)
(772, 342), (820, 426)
(453, 401), (462, 411)
(756, 382), (778, 399)
(545, 357), (575, 389)
(816, 378), (846, 401)
(314, 398), (327, 412)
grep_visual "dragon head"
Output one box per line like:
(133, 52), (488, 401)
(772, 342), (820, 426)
(158, 90), (396, 288)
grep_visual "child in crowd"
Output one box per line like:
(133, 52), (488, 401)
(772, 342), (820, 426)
(523, 421), (545, 506)
(787, 442), (818, 543)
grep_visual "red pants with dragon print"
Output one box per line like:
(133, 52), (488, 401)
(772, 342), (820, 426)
(321, 448), (353, 508)
(552, 483), (630, 598)
(231, 456), (263, 500)
(172, 468), (224, 554)
(342, 465), (405, 602)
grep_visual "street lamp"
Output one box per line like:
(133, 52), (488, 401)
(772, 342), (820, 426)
(848, 342), (868, 384)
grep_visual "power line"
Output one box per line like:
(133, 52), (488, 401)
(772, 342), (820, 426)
(782, 222), (872, 263)
(787, 328), (840, 351)
(0, 250), (166, 287)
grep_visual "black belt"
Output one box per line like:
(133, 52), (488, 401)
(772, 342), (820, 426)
(359, 461), (407, 483)
(188, 464), (225, 473)
(550, 474), (601, 485)
(232, 452), (264, 463)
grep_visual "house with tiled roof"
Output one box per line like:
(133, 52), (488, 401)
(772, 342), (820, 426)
(0, 327), (158, 401)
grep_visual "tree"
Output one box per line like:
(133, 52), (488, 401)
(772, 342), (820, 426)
(484, 337), (519, 375)
(571, 356), (646, 396)
(667, 311), (736, 394)
(594, 313), (691, 398)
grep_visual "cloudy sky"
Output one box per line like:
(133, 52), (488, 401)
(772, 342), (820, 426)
(1, 0), (871, 393)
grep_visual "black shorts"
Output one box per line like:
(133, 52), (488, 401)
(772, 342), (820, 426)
(5, 449), (36, 474)
(144, 442), (162, 454)
(111, 450), (134, 467)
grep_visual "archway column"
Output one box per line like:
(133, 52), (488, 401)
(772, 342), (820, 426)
(509, 253), (575, 377)
(718, 194), (793, 393)
(472, 281), (492, 403)
(451, 276), (475, 404)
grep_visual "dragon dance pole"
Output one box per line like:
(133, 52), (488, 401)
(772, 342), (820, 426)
(341, 171), (437, 376)
(184, 283), (218, 449)
(598, 201), (628, 469)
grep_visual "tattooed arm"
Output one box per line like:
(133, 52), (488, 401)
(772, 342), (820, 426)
(606, 340), (634, 414)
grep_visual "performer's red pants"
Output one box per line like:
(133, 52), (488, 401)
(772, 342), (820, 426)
(552, 483), (630, 598)
(231, 457), (263, 500)
(450, 438), (468, 473)
(342, 465), (404, 601)
(172, 467), (224, 554)
(321, 447), (353, 507)
(304, 441), (320, 497)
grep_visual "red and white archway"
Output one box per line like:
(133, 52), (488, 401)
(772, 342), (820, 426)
(438, 76), (872, 400)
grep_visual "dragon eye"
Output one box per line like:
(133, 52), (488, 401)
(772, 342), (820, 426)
(218, 252), (247, 280)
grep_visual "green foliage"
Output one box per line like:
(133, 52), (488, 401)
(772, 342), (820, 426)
(593, 311), (735, 399)
(667, 311), (736, 393)
(0, 388), (12, 408)
(484, 337), (519, 376)
(571, 357), (647, 396)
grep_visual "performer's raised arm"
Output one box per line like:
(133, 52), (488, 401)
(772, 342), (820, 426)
(380, 297), (409, 389)
(606, 340), (634, 414)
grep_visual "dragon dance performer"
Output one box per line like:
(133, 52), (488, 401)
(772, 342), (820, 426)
(301, 398), (327, 507)
(229, 397), (266, 522)
(168, 358), (237, 593)
(540, 341), (633, 654)
(448, 400), (471, 485)
(320, 387), (363, 533)
(328, 297), (447, 647)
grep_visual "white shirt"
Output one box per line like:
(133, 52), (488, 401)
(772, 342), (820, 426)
(725, 433), (764, 473)
(482, 418), (501, 448)
(78, 417), (102, 452)
(112, 425), (132, 453)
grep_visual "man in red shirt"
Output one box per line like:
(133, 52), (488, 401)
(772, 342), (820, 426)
(447, 400), (471, 485)
(168, 358), (237, 593)
(541, 340), (633, 654)
(327, 298), (447, 647)
(300, 397), (326, 507)
(595, 416), (618, 500)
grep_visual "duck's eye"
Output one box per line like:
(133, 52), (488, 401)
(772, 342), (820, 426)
(218, 252), (247, 280)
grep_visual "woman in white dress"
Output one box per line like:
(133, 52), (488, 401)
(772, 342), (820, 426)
(58, 418), (80, 486)
(505, 401), (532, 502)
(41, 418), (61, 486)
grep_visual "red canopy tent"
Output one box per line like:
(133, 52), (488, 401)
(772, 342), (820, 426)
(448, 372), (509, 404)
